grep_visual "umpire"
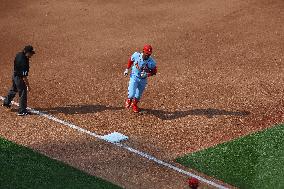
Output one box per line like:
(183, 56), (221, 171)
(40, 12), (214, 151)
(2, 45), (35, 116)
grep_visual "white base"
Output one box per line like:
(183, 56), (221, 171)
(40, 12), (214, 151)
(101, 132), (128, 143)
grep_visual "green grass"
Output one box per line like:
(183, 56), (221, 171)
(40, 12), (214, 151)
(176, 124), (284, 189)
(0, 137), (122, 189)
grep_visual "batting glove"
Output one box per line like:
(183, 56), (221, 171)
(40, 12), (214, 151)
(124, 69), (129, 76)
(140, 71), (147, 78)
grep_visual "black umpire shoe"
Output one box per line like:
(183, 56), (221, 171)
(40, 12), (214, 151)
(17, 111), (32, 116)
(2, 103), (11, 108)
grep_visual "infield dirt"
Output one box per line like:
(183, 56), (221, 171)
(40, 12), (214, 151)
(0, 0), (283, 188)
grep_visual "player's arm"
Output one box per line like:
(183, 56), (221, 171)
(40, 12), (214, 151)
(147, 59), (157, 77)
(21, 60), (31, 91)
(124, 56), (134, 76)
(22, 76), (31, 91)
(127, 57), (134, 69)
(147, 66), (157, 77)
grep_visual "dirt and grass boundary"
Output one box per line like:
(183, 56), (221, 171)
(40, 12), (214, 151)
(176, 124), (284, 189)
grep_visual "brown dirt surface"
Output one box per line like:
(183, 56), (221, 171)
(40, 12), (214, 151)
(0, 0), (283, 188)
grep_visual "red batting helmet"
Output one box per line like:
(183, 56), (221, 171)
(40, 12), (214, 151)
(188, 177), (199, 189)
(143, 44), (152, 55)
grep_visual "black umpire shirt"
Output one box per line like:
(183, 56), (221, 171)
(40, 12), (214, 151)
(14, 52), (29, 77)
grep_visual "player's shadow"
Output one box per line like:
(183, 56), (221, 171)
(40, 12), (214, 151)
(36, 104), (124, 115)
(142, 108), (250, 120)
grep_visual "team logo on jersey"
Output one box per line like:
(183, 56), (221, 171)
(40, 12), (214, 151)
(135, 62), (140, 70)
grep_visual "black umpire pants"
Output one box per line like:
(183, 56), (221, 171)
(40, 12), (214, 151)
(4, 75), (27, 113)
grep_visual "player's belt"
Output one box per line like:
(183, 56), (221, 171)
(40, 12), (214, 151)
(131, 73), (147, 79)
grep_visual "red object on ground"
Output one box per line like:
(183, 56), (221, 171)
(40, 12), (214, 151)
(188, 177), (199, 189)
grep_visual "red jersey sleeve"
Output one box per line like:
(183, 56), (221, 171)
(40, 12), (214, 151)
(127, 57), (134, 69)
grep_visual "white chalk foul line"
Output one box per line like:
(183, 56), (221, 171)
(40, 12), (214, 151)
(0, 96), (228, 189)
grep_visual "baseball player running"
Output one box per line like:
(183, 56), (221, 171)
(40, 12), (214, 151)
(124, 45), (157, 113)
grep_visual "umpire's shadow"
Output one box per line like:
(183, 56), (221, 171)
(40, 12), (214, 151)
(142, 108), (250, 120)
(36, 104), (124, 115)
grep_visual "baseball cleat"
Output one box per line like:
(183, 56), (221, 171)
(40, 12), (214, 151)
(131, 98), (139, 113)
(125, 98), (132, 108)
(132, 104), (139, 113)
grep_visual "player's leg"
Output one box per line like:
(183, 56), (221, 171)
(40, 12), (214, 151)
(132, 79), (147, 113)
(18, 87), (28, 115)
(126, 76), (138, 108)
(135, 78), (147, 100)
(3, 76), (18, 108)
(14, 76), (28, 115)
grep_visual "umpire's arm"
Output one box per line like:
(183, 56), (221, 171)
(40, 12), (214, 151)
(23, 77), (31, 91)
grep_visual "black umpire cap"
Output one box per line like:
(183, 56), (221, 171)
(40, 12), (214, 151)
(23, 45), (35, 54)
